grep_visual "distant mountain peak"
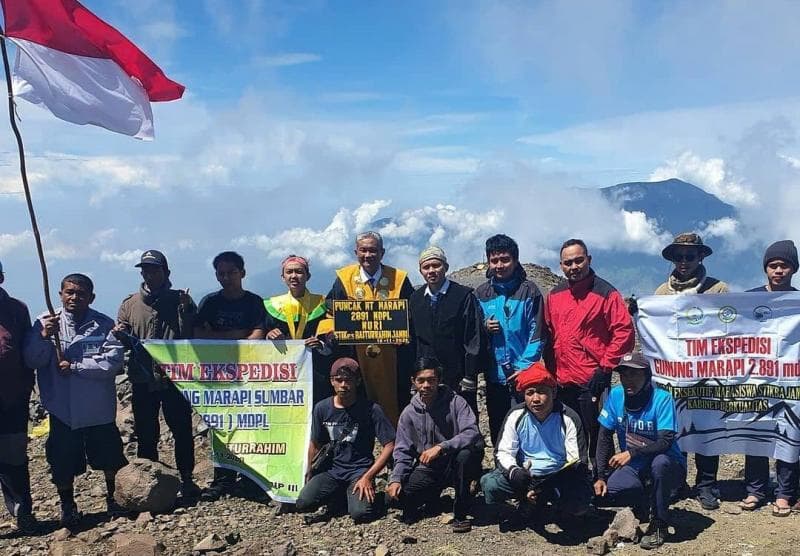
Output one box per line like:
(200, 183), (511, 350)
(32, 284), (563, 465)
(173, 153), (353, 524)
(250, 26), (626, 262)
(601, 178), (736, 234)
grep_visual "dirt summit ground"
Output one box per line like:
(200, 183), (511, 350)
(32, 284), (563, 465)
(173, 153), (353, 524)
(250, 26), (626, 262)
(2, 263), (799, 554)
(2, 379), (800, 556)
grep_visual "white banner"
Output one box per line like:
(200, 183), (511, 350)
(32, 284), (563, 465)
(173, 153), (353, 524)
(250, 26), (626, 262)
(636, 292), (800, 461)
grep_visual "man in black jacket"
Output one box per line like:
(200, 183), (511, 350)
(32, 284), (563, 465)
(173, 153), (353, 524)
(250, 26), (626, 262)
(409, 246), (483, 415)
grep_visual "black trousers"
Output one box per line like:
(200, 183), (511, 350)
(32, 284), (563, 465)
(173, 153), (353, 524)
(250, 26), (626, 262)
(296, 472), (381, 523)
(694, 454), (719, 493)
(744, 455), (799, 502)
(396, 447), (482, 520)
(486, 381), (522, 447)
(558, 384), (601, 471)
(132, 382), (195, 477)
(0, 396), (32, 518)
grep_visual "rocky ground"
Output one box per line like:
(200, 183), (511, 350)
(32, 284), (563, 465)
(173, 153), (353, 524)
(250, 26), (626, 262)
(2, 376), (800, 556)
(2, 263), (798, 554)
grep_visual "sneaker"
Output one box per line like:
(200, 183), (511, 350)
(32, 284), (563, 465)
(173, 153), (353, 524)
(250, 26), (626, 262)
(451, 519), (472, 533)
(59, 502), (81, 529)
(640, 518), (668, 550)
(15, 513), (38, 535)
(696, 489), (720, 510)
(303, 507), (330, 525)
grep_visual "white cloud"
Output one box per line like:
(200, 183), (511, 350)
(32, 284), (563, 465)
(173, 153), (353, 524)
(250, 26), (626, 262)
(234, 201), (503, 276)
(649, 151), (758, 207)
(619, 210), (673, 255)
(391, 149), (480, 175)
(140, 21), (188, 42)
(100, 249), (143, 269)
(253, 53), (322, 67)
(0, 231), (32, 256)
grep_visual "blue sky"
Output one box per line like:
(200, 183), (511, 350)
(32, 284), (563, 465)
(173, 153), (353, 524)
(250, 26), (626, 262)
(3, 0), (800, 315)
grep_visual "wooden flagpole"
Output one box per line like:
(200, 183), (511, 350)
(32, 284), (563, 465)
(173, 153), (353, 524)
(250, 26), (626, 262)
(0, 29), (63, 359)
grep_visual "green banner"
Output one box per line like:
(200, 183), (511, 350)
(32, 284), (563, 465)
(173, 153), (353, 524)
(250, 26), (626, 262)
(143, 340), (311, 502)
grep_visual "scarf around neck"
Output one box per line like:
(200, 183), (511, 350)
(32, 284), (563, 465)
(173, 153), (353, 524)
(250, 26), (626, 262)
(667, 264), (707, 294)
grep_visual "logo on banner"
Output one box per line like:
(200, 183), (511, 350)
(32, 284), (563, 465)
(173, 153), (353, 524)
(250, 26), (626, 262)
(753, 305), (773, 322)
(718, 305), (738, 324)
(685, 306), (704, 325)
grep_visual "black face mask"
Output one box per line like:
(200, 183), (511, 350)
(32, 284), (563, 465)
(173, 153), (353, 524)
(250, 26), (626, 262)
(624, 378), (653, 412)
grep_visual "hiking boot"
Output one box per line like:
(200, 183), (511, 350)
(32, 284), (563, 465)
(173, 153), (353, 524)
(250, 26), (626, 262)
(15, 512), (38, 536)
(180, 477), (202, 499)
(640, 518), (668, 550)
(696, 489), (720, 510)
(106, 496), (126, 516)
(200, 478), (234, 502)
(451, 518), (472, 533)
(59, 502), (81, 529)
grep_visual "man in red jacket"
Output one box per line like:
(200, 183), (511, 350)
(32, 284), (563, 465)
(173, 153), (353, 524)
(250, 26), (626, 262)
(544, 239), (635, 475)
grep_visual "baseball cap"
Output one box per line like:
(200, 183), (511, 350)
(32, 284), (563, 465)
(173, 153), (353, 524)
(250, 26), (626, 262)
(330, 357), (360, 378)
(135, 250), (168, 268)
(615, 352), (649, 371)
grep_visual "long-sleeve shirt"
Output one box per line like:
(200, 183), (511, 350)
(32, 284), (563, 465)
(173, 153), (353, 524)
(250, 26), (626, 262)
(544, 270), (634, 386)
(24, 308), (123, 429)
(390, 385), (482, 484)
(495, 401), (587, 476)
(117, 285), (196, 385)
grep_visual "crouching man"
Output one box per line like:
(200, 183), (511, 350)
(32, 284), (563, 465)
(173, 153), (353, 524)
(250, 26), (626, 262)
(594, 352), (686, 550)
(296, 358), (395, 523)
(481, 362), (592, 525)
(387, 357), (483, 533)
(23, 274), (127, 528)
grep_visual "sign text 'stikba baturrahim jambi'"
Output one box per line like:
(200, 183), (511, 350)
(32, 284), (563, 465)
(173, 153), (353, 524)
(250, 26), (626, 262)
(636, 292), (800, 462)
(332, 299), (410, 345)
(143, 339), (312, 502)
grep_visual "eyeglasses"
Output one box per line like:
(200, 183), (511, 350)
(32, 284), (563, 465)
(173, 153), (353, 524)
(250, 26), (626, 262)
(672, 253), (698, 263)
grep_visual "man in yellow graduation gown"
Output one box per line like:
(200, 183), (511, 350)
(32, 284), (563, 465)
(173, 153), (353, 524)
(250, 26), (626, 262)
(327, 232), (414, 424)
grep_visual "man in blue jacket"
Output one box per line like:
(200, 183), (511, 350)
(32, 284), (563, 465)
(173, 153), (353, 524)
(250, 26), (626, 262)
(387, 356), (483, 533)
(24, 274), (127, 528)
(475, 234), (546, 445)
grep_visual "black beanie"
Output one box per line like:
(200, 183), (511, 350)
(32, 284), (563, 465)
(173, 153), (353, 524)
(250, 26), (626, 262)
(763, 240), (798, 272)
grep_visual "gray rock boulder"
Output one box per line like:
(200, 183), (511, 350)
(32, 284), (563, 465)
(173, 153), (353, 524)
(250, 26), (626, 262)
(114, 458), (181, 513)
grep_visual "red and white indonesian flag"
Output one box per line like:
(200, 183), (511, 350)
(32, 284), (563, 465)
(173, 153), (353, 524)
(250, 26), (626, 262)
(1, 0), (184, 140)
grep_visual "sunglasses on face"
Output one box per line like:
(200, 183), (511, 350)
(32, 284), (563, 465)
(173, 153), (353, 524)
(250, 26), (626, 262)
(672, 253), (698, 263)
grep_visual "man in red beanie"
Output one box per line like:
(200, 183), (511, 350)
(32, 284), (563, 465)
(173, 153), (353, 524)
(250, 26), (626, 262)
(480, 361), (592, 528)
(295, 357), (395, 523)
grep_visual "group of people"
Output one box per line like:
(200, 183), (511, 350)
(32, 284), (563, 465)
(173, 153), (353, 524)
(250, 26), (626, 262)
(0, 230), (798, 549)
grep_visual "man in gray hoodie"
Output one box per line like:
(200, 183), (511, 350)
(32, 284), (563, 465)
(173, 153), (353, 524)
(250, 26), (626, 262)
(387, 356), (483, 533)
(24, 273), (127, 528)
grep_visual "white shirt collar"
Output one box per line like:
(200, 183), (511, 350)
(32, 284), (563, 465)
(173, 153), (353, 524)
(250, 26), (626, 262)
(425, 278), (450, 297)
(359, 265), (383, 285)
